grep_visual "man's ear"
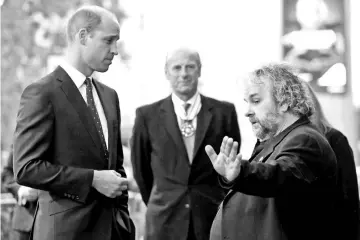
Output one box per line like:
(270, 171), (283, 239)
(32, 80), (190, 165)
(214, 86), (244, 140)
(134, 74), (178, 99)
(164, 64), (168, 76)
(279, 102), (289, 113)
(78, 28), (88, 45)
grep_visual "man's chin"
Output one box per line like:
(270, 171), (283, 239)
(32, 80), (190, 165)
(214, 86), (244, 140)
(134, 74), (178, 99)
(177, 88), (196, 96)
(96, 66), (110, 72)
(253, 127), (268, 140)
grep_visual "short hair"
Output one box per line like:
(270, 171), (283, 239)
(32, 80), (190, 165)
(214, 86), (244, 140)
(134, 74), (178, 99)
(250, 63), (314, 117)
(165, 47), (202, 70)
(66, 5), (117, 43)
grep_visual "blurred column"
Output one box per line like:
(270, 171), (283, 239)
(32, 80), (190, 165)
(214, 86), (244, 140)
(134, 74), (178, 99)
(282, 0), (359, 164)
(349, 0), (360, 165)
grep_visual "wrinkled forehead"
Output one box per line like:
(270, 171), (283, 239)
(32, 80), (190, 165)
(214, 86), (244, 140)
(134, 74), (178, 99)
(243, 76), (272, 98)
(166, 49), (200, 65)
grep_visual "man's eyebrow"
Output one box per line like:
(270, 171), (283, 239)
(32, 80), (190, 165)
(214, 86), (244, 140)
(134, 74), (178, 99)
(104, 35), (119, 40)
(249, 93), (259, 98)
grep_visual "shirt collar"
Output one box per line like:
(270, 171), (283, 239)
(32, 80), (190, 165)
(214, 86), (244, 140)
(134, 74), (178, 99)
(171, 91), (200, 108)
(60, 61), (89, 89)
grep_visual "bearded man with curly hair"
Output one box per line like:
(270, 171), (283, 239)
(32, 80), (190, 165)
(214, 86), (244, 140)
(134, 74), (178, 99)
(205, 63), (339, 240)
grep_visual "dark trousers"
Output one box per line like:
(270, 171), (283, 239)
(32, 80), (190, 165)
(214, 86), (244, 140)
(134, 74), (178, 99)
(187, 215), (197, 240)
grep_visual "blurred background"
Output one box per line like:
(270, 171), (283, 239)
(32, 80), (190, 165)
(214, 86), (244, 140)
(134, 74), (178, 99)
(1, 0), (360, 239)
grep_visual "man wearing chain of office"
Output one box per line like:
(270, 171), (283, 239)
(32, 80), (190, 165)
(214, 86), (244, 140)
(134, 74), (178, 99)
(131, 46), (241, 240)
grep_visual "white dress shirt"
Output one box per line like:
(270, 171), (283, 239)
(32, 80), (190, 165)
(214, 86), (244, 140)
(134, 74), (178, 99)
(60, 62), (109, 149)
(171, 91), (201, 130)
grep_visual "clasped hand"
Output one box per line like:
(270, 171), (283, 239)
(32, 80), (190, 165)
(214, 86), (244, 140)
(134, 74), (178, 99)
(17, 186), (38, 206)
(205, 136), (242, 182)
(92, 170), (128, 198)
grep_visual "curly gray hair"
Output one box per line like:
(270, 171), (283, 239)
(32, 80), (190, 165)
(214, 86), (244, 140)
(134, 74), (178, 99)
(250, 63), (314, 117)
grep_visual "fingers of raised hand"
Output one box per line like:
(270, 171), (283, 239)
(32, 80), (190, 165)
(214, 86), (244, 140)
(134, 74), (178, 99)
(235, 153), (242, 163)
(205, 145), (218, 164)
(233, 153), (242, 168)
(223, 137), (233, 157)
(228, 141), (239, 162)
(220, 136), (229, 153)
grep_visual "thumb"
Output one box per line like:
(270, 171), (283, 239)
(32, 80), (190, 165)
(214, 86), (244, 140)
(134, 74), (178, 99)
(234, 153), (242, 165)
(205, 145), (218, 163)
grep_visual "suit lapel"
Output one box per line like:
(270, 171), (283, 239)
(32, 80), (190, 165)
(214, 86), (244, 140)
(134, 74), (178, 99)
(193, 95), (213, 160)
(93, 79), (116, 169)
(160, 96), (188, 161)
(57, 66), (102, 150)
(250, 142), (275, 163)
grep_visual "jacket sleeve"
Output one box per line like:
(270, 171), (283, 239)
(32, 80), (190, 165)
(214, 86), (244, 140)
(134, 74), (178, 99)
(1, 149), (20, 199)
(130, 108), (153, 205)
(231, 132), (336, 197)
(13, 82), (94, 203)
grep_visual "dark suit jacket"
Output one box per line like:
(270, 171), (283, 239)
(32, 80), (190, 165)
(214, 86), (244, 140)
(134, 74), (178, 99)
(1, 149), (36, 233)
(326, 127), (359, 240)
(131, 95), (241, 240)
(13, 66), (134, 240)
(211, 117), (338, 240)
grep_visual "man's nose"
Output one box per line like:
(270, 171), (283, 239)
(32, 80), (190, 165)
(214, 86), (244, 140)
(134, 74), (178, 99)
(245, 111), (252, 118)
(111, 43), (118, 55)
(179, 67), (188, 77)
(245, 105), (254, 118)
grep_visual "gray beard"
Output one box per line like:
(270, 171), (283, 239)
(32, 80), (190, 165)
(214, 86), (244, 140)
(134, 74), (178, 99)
(254, 124), (277, 141)
(253, 113), (280, 141)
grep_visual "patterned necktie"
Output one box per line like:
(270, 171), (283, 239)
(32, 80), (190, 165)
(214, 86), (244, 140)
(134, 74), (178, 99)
(182, 102), (195, 162)
(184, 103), (191, 117)
(85, 78), (109, 160)
(181, 103), (195, 137)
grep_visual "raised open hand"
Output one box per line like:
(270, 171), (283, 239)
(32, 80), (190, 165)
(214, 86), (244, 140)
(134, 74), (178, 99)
(205, 136), (242, 182)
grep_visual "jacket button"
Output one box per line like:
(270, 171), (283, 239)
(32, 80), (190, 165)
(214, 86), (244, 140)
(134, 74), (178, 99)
(185, 204), (190, 208)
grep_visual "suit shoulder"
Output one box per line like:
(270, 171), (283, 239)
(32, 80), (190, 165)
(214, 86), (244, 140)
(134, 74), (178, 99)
(325, 127), (345, 141)
(95, 80), (116, 93)
(290, 123), (325, 141)
(287, 124), (334, 155)
(21, 70), (59, 97)
(136, 98), (167, 115)
(325, 127), (348, 147)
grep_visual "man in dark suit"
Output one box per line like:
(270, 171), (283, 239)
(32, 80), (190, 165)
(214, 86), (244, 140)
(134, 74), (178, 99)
(1, 146), (37, 240)
(130, 47), (241, 240)
(205, 63), (338, 240)
(13, 6), (134, 240)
